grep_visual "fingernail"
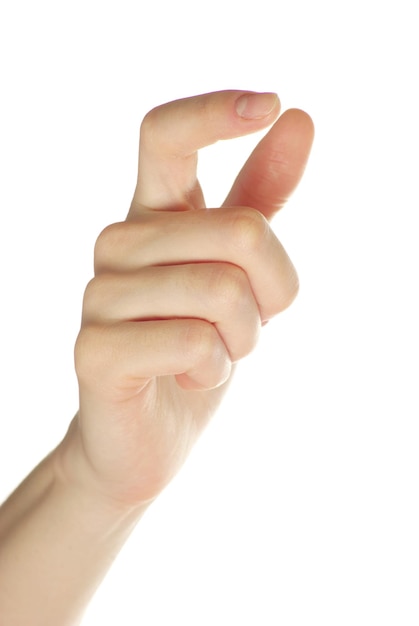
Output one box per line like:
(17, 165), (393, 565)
(235, 92), (279, 120)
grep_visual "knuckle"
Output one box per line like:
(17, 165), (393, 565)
(80, 277), (98, 322)
(182, 320), (219, 363)
(269, 270), (300, 317)
(94, 219), (154, 273)
(140, 96), (210, 155)
(74, 325), (104, 383)
(94, 221), (125, 272)
(140, 105), (168, 153)
(208, 264), (248, 312)
(75, 324), (126, 391)
(81, 274), (113, 323)
(229, 207), (270, 255)
(140, 108), (157, 146)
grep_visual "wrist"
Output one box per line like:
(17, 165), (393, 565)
(54, 416), (151, 521)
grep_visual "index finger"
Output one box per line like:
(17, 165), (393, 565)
(128, 90), (281, 217)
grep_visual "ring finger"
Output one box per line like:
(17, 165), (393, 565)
(82, 262), (261, 362)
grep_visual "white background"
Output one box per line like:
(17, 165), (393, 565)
(1, 1), (418, 624)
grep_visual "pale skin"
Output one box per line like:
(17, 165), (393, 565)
(0, 90), (314, 625)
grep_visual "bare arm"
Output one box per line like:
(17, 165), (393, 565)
(0, 90), (314, 625)
(0, 440), (145, 626)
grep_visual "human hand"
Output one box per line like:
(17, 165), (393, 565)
(61, 90), (314, 509)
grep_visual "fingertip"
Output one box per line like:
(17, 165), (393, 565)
(280, 108), (315, 144)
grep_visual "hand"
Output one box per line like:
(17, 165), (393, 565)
(61, 90), (314, 508)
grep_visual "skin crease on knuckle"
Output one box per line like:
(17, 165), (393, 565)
(92, 220), (148, 274)
(139, 106), (168, 154)
(227, 206), (271, 256)
(139, 94), (216, 159)
(222, 207), (299, 317)
(205, 263), (261, 360)
(93, 222), (124, 274)
(74, 321), (130, 390)
(206, 262), (250, 309)
(180, 319), (232, 389)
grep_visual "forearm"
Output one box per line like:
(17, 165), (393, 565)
(0, 428), (146, 626)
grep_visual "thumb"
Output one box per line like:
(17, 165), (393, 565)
(223, 108), (314, 220)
